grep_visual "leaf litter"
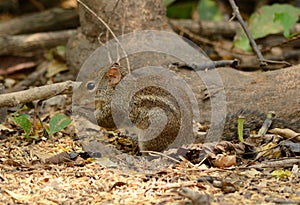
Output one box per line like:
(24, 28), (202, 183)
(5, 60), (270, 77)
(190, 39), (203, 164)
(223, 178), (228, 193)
(1, 113), (300, 204)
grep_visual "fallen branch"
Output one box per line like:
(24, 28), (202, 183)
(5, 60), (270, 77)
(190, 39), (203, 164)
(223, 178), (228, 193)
(174, 59), (239, 70)
(248, 157), (300, 168)
(0, 81), (75, 107)
(8, 62), (49, 92)
(0, 7), (78, 35)
(169, 19), (239, 38)
(170, 19), (300, 39)
(0, 30), (77, 55)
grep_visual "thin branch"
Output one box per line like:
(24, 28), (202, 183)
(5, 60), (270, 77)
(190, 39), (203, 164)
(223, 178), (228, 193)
(228, 0), (267, 66)
(77, 0), (131, 73)
(248, 157), (300, 168)
(0, 84), (7, 122)
(140, 150), (181, 163)
(175, 59), (239, 70)
(8, 62), (49, 92)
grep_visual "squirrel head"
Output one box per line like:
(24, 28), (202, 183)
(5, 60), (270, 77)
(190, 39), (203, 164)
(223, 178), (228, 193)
(84, 63), (128, 92)
(73, 63), (128, 128)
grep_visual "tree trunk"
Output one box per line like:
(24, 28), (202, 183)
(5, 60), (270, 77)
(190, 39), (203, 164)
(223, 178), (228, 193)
(66, 0), (170, 73)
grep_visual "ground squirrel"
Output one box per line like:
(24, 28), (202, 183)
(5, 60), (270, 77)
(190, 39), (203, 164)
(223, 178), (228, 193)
(74, 62), (299, 152)
(79, 63), (195, 152)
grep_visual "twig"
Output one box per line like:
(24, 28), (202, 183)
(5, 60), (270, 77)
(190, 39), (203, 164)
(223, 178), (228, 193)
(8, 62), (49, 92)
(96, 0), (122, 63)
(248, 157), (300, 168)
(169, 20), (214, 46)
(140, 150), (181, 163)
(77, 0), (131, 73)
(0, 84), (7, 123)
(178, 188), (211, 205)
(228, 0), (267, 66)
(175, 59), (239, 70)
(0, 81), (75, 108)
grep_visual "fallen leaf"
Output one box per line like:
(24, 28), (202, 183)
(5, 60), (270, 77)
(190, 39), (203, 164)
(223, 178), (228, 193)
(271, 169), (291, 178)
(46, 60), (68, 78)
(269, 128), (300, 142)
(240, 168), (261, 177)
(4, 189), (31, 201)
(213, 154), (236, 168)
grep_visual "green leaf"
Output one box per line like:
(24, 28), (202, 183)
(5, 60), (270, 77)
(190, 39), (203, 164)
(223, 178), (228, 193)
(166, 1), (197, 19)
(55, 45), (65, 54)
(49, 114), (72, 136)
(274, 12), (297, 38)
(45, 126), (50, 136)
(271, 169), (291, 178)
(234, 4), (300, 51)
(11, 114), (31, 136)
(197, 0), (222, 21)
(164, 0), (176, 7)
(233, 33), (251, 51)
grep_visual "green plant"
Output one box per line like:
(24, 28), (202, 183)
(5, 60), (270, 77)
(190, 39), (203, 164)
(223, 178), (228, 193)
(164, 0), (176, 7)
(165, 0), (222, 20)
(11, 107), (72, 139)
(11, 106), (32, 139)
(234, 4), (300, 51)
(45, 113), (72, 136)
(237, 116), (245, 142)
(197, 0), (222, 21)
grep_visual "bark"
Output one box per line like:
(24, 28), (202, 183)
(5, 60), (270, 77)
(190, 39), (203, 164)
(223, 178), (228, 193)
(182, 64), (299, 125)
(0, 0), (62, 13)
(0, 7), (78, 35)
(169, 19), (239, 38)
(66, 0), (170, 73)
(1, 64), (298, 124)
(0, 81), (74, 107)
(0, 30), (76, 55)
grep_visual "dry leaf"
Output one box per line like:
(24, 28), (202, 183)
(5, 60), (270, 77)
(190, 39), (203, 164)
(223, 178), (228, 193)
(4, 189), (31, 201)
(213, 154), (236, 168)
(269, 128), (300, 142)
(46, 60), (68, 78)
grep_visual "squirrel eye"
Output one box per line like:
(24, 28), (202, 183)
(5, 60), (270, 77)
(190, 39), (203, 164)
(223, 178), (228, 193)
(86, 82), (95, 90)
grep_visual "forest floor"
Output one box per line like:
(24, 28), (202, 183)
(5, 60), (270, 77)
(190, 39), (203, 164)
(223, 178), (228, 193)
(1, 123), (300, 204)
(1, 1), (300, 204)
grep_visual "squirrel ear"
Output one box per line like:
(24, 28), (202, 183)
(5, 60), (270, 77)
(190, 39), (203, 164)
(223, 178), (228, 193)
(106, 66), (122, 87)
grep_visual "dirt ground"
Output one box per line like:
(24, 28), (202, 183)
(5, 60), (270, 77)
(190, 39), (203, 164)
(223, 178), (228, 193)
(0, 130), (299, 204)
